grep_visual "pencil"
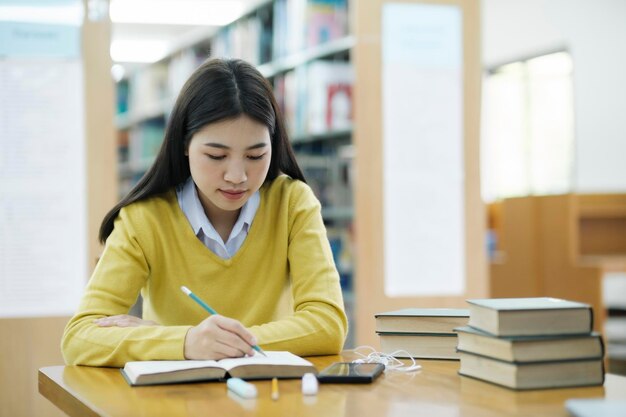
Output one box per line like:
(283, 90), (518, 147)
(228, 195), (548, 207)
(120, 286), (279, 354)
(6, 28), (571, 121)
(271, 377), (279, 401)
(180, 286), (267, 357)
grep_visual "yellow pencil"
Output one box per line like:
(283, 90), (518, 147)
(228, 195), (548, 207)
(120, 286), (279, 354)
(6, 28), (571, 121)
(271, 377), (279, 401)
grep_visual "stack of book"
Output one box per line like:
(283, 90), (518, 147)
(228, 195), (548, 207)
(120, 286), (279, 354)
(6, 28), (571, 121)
(375, 308), (469, 360)
(457, 297), (605, 390)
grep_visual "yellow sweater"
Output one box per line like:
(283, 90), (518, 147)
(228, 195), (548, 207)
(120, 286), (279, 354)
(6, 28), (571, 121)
(62, 176), (348, 367)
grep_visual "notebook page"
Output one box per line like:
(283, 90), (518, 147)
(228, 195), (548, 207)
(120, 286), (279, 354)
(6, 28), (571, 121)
(124, 359), (220, 375)
(217, 351), (313, 371)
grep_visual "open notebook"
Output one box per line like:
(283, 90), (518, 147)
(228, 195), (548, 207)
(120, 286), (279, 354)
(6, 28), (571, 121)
(121, 351), (316, 386)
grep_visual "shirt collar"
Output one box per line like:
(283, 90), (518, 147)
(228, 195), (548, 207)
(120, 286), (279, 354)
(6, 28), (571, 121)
(178, 177), (259, 241)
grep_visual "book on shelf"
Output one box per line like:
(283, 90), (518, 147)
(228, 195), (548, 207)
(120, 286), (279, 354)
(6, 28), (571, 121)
(455, 326), (604, 363)
(457, 351), (604, 390)
(128, 121), (165, 172)
(375, 308), (469, 334)
(467, 297), (593, 336)
(306, 60), (353, 135)
(128, 63), (169, 117)
(167, 49), (204, 99)
(276, 61), (353, 138)
(273, 0), (348, 59)
(306, 0), (348, 47)
(327, 226), (353, 290)
(273, 0), (306, 58)
(121, 351), (316, 386)
(116, 79), (129, 114)
(211, 9), (272, 66)
(378, 332), (460, 360)
(279, 68), (301, 136)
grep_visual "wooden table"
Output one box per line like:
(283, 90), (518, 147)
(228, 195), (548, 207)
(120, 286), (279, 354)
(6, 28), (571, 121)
(39, 354), (626, 417)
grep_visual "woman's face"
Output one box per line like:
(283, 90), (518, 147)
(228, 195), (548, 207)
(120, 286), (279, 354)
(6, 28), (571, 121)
(186, 115), (272, 221)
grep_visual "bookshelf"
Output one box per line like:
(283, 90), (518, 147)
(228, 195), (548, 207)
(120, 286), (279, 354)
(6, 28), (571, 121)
(114, 0), (355, 346)
(487, 193), (626, 374)
(487, 194), (626, 322)
(577, 194), (626, 262)
(0, 2), (117, 416)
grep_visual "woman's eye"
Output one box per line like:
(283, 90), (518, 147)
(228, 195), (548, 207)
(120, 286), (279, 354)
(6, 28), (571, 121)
(207, 154), (225, 160)
(248, 154), (266, 161)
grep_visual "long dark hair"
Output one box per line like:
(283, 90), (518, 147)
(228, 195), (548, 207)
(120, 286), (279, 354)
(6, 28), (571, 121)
(99, 58), (305, 243)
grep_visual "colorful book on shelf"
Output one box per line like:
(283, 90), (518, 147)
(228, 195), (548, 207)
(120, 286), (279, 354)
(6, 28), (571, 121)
(466, 297), (593, 336)
(457, 351), (604, 390)
(121, 351), (316, 386)
(306, 0), (348, 46)
(378, 332), (460, 360)
(306, 60), (353, 135)
(455, 326), (604, 363)
(375, 308), (469, 334)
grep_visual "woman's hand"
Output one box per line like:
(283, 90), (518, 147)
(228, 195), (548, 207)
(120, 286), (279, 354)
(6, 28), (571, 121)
(94, 315), (159, 327)
(184, 315), (257, 360)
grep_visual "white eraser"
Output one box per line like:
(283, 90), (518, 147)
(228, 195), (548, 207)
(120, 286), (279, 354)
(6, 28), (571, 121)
(302, 373), (318, 395)
(227, 378), (257, 399)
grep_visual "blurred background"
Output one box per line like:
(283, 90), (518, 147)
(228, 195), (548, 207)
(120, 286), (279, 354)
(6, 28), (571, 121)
(1, 1), (625, 415)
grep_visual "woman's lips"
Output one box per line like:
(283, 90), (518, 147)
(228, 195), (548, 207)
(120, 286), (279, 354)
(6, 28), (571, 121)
(220, 189), (246, 200)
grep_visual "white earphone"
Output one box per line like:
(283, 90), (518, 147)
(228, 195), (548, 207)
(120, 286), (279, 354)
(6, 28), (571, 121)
(350, 346), (422, 373)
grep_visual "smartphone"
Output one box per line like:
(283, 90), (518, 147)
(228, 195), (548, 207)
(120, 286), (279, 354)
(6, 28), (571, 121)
(316, 362), (384, 384)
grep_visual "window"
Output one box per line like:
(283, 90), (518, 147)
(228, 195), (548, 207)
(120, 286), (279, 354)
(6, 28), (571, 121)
(481, 51), (575, 202)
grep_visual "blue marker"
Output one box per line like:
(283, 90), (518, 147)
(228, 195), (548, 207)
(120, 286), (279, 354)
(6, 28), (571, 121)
(180, 286), (267, 356)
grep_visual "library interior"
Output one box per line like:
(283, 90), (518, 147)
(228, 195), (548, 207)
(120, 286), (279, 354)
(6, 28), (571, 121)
(1, 0), (626, 416)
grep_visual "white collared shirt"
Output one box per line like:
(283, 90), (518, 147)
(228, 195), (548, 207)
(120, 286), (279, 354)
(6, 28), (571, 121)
(176, 177), (260, 259)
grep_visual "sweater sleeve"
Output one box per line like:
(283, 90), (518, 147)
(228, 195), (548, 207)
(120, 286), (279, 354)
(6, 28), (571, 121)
(61, 207), (191, 367)
(249, 183), (349, 355)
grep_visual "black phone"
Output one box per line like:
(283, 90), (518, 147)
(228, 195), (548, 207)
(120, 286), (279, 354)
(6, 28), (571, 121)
(316, 362), (385, 384)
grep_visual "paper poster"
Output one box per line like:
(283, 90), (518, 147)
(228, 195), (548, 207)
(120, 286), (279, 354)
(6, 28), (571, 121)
(382, 3), (465, 296)
(0, 58), (86, 317)
(0, 22), (80, 58)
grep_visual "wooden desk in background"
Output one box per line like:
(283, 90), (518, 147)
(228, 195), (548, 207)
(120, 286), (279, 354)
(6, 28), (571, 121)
(39, 353), (626, 417)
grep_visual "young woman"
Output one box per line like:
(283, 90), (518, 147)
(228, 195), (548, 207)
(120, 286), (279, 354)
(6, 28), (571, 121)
(62, 58), (348, 367)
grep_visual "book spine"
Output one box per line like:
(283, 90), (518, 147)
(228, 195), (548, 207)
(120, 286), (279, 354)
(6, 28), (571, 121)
(458, 371), (605, 391)
(457, 349), (605, 365)
(377, 332), (458, 337)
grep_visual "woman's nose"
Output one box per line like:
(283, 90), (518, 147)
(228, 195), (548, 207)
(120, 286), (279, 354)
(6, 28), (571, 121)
(224, 160), (247, 184)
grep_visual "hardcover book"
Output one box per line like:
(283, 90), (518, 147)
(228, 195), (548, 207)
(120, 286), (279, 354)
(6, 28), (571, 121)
(455, 326), (604, 363)
(121, 351), (316, 386)
(375, 308), (469, 334)
(378, 332), (460, 360)
(466, 297), (593, 336)
(458, 351), (604, 390)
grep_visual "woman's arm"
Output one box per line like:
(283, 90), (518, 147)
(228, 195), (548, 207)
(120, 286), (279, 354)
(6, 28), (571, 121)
(62, 206), (258, 367)
(61, 208), (192, 367)
(248, 183), (349, 355)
